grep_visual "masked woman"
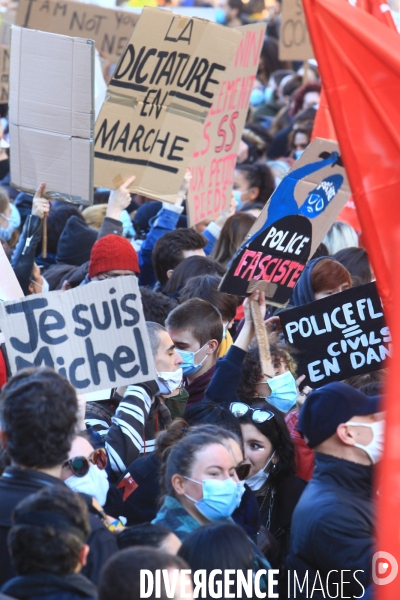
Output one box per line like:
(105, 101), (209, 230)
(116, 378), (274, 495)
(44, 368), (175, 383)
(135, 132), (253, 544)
(152, 422), (271, 591)
(230, 400), (306, 585)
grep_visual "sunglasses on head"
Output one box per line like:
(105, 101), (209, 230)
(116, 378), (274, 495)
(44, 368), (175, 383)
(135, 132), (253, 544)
(230, 402), (274, 424)
(63, 448), (107, 478)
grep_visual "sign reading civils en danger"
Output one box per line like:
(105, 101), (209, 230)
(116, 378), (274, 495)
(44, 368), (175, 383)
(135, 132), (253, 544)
(0, 276), (156, 394)
(280, 282), (391, 386)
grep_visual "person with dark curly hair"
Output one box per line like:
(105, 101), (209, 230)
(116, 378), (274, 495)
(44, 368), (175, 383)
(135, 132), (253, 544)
(0, 367), (118, 586)
(1, 486), (96, 600)
(230, 400), (306, 592)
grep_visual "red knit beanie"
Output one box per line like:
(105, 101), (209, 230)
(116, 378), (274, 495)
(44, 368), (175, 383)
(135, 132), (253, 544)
(89, 235), (139, 279)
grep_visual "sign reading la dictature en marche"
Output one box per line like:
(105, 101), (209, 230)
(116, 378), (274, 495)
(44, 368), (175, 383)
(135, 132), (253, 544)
(93, 7), (243, 203)
(0, 276), (156, 394)
(187, 22), (266, 225)
(219, 139), (350, 307)
(280, 282), (391, 386)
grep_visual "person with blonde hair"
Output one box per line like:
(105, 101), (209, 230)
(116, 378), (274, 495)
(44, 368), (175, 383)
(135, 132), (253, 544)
(322, 221), (359, 255)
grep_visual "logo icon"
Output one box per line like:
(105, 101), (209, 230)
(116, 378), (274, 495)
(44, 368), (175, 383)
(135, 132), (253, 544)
(372, 551), (398, 585)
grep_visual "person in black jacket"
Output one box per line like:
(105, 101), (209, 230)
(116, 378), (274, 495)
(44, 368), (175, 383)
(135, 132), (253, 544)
(287, 382), (383, 599)
(1, 486), (97, 600)
(0, 367), (118, 586)
(230, 398), (306, 600)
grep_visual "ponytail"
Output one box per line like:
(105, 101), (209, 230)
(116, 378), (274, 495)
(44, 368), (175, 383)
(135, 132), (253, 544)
(236, 162), (275, 206)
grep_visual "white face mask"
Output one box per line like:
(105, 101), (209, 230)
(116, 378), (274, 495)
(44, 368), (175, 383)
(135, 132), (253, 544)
(65, 464), (110, 507)
(156, 367), (183, 395)
(30, 277), (50, 294)
(246, 451), (276, 491)
(346, 420), (385, 464)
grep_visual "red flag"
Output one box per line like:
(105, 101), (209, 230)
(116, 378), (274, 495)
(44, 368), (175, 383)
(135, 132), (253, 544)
(356, 0), (397, 30)
(311, 0), (396, 233)
(302, 0), (400, 597)
(302, 0), (400, 316)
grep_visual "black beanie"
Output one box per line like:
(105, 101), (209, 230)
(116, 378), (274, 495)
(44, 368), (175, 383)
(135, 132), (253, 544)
(56, 216), (98, 266)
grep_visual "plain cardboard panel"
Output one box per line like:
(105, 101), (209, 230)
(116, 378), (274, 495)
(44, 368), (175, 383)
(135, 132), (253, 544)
(10, 26), (94, 205)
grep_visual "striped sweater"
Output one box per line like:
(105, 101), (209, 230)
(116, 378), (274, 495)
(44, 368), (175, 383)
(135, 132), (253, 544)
(85, 384), (172, 477)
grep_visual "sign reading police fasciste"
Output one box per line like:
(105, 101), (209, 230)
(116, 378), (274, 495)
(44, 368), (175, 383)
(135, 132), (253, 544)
(0, 276), (156, 394)
(94, 7), (242, 203)
(219, 139), (351, 307)
(280, 282), (391, 387)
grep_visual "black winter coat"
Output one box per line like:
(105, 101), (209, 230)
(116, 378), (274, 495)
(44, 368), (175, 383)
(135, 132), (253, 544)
(287, 453), (374, 599)
(0, 467), (118, 586)
(1, 573), (97, 600)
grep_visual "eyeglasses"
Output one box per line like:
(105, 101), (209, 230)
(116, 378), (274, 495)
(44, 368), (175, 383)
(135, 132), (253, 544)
(235, 462), (251, 480)
(63, 448), (107, 477)
(230, 402), (274, 424)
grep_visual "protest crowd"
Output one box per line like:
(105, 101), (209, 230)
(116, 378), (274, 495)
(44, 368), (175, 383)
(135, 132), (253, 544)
(0, 0), (395, 597)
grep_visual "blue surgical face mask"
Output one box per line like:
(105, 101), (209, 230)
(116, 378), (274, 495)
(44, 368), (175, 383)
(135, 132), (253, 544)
(250, 88), (265, 107)
(264, 87), (275, 104)
(177, 341), (210, 376)
(293, 149), (304, 160)
(233, 189), (244, 210)
(184, 476), (239, 521)
(0, 203), (21, 241)
(215, 8), (226, 24)
(262, 371), (297, 414)
(222, 322), (228, 340)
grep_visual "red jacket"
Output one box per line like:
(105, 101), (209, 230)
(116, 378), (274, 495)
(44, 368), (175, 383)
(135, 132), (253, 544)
(285, 410), (314, 481)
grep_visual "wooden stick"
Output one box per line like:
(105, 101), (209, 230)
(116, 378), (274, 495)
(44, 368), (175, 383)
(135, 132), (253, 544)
(250, 300), (275, 379)
(42, 215), (47, 259)
(302, 60), (309, 85)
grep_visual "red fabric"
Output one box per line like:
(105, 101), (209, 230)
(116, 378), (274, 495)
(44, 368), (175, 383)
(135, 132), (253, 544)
(235, 303), (244, 323)
(356, 0), (397, 29)
(117, 473), (138, 501)
(0, 349), (7, 388)
(303, 1), (400, 594)
(377, 258), (400, 598)
(312, 0), (395, 236)
(312, 87), (337, 143)
(302, 0), (400, 320)
(285, 410), (314, 481)
(88, 234), (139, 278)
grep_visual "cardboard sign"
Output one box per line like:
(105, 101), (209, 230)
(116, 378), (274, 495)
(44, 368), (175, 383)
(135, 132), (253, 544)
(0, 276), (156, 394)
(0, 244), (23, 301)
(0, 11), (14, 47)
(94, 7), (243, 203)
(16, 0), (139, 64)
(219, 139), (351, 306)
(187, 22), (266, 225)
(280, 283), (391, 386)
(0, 46), (9, 103)
(279, 0), (313, 60)
(9, 27), (94, 205)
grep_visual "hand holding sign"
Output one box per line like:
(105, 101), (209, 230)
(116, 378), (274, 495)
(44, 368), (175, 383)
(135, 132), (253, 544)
(106, 175), (136, 221)
(175, 169), (192, 206)
(32, 183), (50, 219)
